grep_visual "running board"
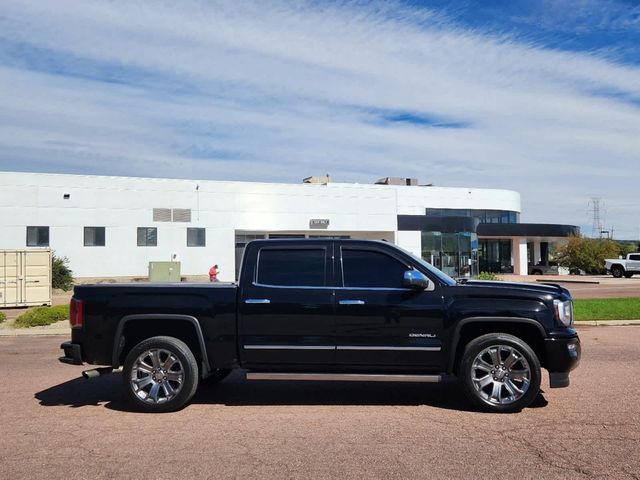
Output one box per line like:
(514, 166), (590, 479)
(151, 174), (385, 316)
(245, 372), (441, 383)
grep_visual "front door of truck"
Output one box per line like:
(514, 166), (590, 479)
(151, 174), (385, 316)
(334, 246), (445, 369)
(238, 244), (335, 367)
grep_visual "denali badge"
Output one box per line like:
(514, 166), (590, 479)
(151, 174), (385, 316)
(409, 333), (436, 338)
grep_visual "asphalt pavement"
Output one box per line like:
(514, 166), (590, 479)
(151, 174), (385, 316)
(0, 326), (639, 479)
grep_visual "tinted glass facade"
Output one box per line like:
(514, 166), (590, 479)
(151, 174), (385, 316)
(422, 231), (478, 277)
(425, 208), (519, 224)
(479, 239), (513, 273)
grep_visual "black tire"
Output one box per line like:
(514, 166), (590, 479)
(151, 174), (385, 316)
(122, 336), (199, 413)
(201, 368), (232, 385)
(611, 266), (624, 278)
(624, 273), (634, 278)
(459, 333), (541, 413)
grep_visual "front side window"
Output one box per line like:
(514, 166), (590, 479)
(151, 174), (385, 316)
(187, 228), (206, 247)
(137, 227), (158, 247)
(84, 227), (105, 247)
(257, 248), (325, 287)
(341, 249), (408, 288)
(26, 226), (49, 247)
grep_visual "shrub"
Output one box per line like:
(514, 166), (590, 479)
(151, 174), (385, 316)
(14, 305), (70, 328)
(0, 311), (6, 323)
(52, 254), (74, 291)
(556, 236), (623, 275)
(477, 272), (501, 281)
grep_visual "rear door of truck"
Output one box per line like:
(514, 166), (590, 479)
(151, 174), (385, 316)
(238, 241), (335, 367)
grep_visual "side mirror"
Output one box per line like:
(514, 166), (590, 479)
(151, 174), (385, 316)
(403, 270), (431, 290)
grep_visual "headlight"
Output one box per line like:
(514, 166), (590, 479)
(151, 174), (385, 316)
(554, 299), (574, 326)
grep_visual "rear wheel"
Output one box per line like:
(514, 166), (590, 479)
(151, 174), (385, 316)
(624, 273), (634, 278)
(459, 333), (541, 413)
(123, 336), (199, 413)
(611, 266), (624, 278)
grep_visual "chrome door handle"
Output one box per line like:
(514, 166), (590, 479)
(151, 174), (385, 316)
(339, 300), (365, 305)
(245, 298), (271, 304)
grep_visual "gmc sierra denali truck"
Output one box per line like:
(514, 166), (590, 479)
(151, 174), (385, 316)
(59, 239), (581, 413)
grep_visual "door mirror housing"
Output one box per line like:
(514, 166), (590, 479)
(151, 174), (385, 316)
(402, 270), (431, 290)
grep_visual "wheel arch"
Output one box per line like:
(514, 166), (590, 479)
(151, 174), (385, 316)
(113, 314), (211, 377)
(448, 317), (547, 375)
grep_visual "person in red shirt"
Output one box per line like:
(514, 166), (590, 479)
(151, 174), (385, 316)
(209, 264), (219, 282)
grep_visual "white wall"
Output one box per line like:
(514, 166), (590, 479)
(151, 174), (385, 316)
(0, 171), (520, 279)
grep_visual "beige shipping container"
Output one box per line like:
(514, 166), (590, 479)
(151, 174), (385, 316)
(0, 249), (52, 308)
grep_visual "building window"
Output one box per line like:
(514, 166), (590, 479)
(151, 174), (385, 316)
(26, 226), (49, 247)
(425, 208), (519, 224)
(137, 227), (158, 247)
(257, 248), (326, 286)
(84, 227), (106, 247)
(187, 228), (206, 247)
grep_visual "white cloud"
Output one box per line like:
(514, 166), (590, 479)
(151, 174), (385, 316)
(0, 0), (639, 237)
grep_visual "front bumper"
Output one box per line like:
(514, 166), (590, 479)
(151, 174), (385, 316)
(59, 341), (83, 365)
(545, 334), (581, 388)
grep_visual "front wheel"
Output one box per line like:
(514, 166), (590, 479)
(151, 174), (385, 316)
(624, 273), (634, 278)
(459, 333), (541, 413)
(611, 266), (624, 278)
(122, 336), (199, 413)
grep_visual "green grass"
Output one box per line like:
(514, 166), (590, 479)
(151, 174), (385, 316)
(0, 311), (6, 323)
(14, 305), (70, 328)
(573, 297), (640, 321)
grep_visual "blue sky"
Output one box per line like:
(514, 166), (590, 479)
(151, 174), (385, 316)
(0, 0), (639, 237)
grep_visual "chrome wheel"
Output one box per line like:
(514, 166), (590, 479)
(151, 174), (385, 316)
(470, 344), (531, 406)
(130, 348), (184, 405)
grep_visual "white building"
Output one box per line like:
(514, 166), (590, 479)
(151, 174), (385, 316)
(0, 171), (578, 280)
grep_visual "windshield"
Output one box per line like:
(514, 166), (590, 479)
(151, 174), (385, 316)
(396, 246), (457, 286)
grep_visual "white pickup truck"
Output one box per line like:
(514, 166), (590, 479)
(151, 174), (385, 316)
(604, 253), (640, 278)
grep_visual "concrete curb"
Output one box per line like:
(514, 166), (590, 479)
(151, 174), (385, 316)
(574, 320), (640, 326)
(0, 328), (70, 336)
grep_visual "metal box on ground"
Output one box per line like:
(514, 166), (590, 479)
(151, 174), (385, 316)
(148, 262), (181, 282)
(0, 249), (52, 308)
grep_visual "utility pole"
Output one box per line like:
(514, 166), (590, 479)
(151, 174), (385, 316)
(588, 197), (603, 239)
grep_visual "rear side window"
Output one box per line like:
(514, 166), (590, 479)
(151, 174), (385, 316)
(342, 249), (408, 288)
(630, 254), (640, 261)
(257, 249), (326, 287)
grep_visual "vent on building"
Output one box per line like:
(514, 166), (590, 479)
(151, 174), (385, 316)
(375, 177), (418, 186)
(153, 208), (172, 222)
(303, 175), (331, 185)
(172, 208), (192, 222)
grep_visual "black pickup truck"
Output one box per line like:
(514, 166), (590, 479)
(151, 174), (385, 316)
(60, 239), (580, 413)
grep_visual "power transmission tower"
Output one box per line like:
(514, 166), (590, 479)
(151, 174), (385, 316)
(588, 197), (603, 238)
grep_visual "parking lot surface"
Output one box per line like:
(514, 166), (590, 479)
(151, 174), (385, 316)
(1, 326), (639, 479)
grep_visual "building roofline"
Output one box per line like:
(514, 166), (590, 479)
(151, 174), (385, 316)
(0, 170), (520, 196)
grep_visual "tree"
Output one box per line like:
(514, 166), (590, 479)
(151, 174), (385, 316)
(52, 253), (74, 291)
(556, 236), (623, 275)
